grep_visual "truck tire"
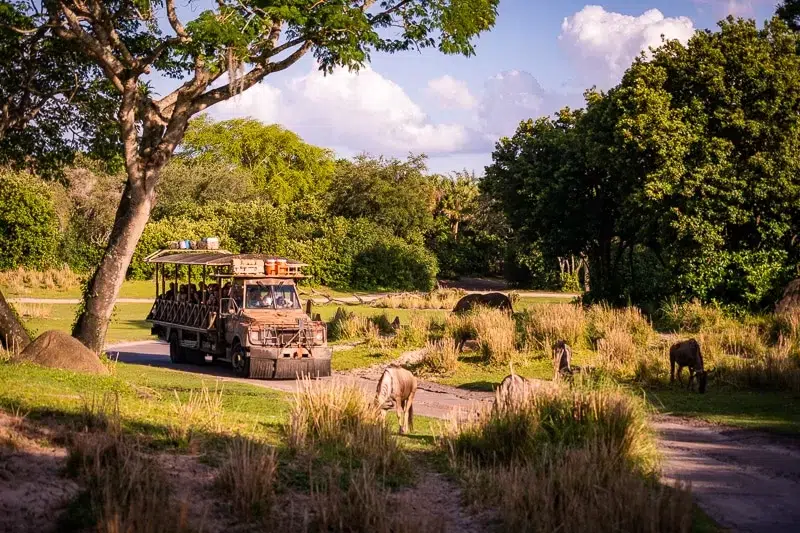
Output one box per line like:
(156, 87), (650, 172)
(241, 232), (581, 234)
(169, 332), (185, 364)
(231, 344), (250, 378)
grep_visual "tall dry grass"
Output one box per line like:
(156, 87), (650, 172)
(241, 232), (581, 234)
(0, 265), (81, 293)
(65, 433), (189, 533)
(167, 382), (224, 446)
(419, 339), (459, 374)
(12, 302), (53, 319)
(373, 289), (465, 310)
(443, 387), (658, 471)
(328, 309), (380, 343)
(518, 303), (587, 353)
(307, 464), (440, 533)
(469, 307), (517, 364)
(215, 436), (278, 523)
(460, 447), (691, 533)
(442, 386), (689, 532)
(588, 304), (654, 347)
(658, 298), (728, 333)
(287, 377), (408, 478)
(393, 314), (431, 349)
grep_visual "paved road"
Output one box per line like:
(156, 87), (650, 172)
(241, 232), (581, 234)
(9, 290), (579, 306)
(108, 341), (800, 533)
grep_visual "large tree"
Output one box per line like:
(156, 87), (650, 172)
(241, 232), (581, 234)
(178, 115), (334, 204)
(485, 17), (800, 308)
(15, 0), (498, 351)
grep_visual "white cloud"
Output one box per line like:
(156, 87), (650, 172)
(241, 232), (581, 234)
(427, 75), (478, 110)
(213, 65), (469, 155)
(559, 6), (696, 86)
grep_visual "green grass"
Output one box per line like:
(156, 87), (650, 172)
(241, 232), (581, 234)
(21, 303), (155, 345)
(427, 349), (594, 391)
(647, 387), (800, 436)
(0, 361), (291, 446)
(2, 279), (156, 299)
(331, 345), (405, 372)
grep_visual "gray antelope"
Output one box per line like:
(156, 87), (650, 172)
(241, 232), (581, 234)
(669, 338), (710, 393)
(497, 363), (557, 404)
(375, 365), (417, 434)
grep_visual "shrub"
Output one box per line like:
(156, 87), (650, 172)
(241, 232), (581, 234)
(352, 239), (438, 292)
(328, 309), (380, 343)
(0, 169), (60, 270)
(588, 304), (654, 347)
(658, 298), (728, 333)
(215, 437), (278, 523)
(597, 328), (637, 365)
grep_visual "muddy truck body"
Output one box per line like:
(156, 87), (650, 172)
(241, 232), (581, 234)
(144, 250), (331, 378)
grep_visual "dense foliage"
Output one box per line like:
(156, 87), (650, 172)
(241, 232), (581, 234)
(484, 18), (800, 309)
(0, 168), (60, 269)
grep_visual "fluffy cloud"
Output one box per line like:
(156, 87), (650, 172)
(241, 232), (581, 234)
(559, 6), (696, 86)
(427, 75), (478, 110)
(213, 65), (470, 155)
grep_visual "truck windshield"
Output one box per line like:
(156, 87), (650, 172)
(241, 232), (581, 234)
(245, 283), (300, 310)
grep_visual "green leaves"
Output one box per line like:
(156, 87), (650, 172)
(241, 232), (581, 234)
(485, 17), (800, 309)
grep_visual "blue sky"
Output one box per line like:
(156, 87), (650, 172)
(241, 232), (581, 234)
(156, 1), (778, 174)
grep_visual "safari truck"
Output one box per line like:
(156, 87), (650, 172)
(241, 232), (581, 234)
(144, 250), (331, 378)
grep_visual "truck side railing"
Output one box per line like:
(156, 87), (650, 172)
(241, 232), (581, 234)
(147, 300), (217, 330)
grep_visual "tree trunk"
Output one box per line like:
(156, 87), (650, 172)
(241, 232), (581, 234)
(0, 289), (30, 352)
(72, 177), (154, 352)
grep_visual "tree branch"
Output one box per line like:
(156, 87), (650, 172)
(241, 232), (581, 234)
(165, 0), (189, 40)
(191, 41), (312, 114)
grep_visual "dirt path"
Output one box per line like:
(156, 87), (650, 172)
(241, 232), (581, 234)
(110, 341), (800, 533)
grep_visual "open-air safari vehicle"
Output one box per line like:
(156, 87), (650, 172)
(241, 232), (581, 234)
(144, 249), (331, 378)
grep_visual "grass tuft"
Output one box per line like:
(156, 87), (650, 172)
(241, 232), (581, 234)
(215, 436), (278, 523)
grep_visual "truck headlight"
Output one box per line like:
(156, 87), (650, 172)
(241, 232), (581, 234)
(314, 330), (324, 343)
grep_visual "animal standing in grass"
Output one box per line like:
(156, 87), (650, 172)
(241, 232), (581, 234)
(375, 365), (417, 434)
(553, 340), (573, 380)
(453, 292), (514, 314)
(670, 338), (709, 393)
(497, 363), (557, 405)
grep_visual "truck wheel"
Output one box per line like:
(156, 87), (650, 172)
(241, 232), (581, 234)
(169, 332), (185, 364)
(232, 345), (250, 378)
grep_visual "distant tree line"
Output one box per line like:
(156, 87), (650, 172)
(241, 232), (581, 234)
(483, 17), (800, 311)
(0, 116), (515, 292)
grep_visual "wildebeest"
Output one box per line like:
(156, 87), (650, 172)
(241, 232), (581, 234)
(453, 292), (513, 314)
(375, 365), (417, 434)
(496, 363), (558, 405)
(552, 340), (573, 380)
(670, 338), (709, 393)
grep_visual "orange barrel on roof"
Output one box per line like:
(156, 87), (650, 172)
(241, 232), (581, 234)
(266, 259), (277, 276)
(277, 259), (288, 275)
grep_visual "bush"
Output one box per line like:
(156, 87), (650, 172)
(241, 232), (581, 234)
(393, 315), (431, 349)
(467, 307), (517, 365)
(352, 238), (438, 292)
(0, 169), (60, 270)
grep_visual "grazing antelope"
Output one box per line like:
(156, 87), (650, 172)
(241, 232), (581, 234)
(375, 365), (417, 434)
(670, 338), (710, 393)
(553, 340), (573, 380)
(497, 363), (557, 405)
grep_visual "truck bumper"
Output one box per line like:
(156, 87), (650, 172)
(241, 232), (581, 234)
(248, 346), (332, 379)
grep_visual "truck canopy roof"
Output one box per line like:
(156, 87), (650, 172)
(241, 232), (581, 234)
(144, 250), (306, 267)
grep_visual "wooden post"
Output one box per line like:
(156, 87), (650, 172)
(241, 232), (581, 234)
(155, 262), (159, 298)
(188, 265), (193, 303)
(202, 265), (207, 304)
(161, 263), (165, 295)
(174, 265), (178, 302)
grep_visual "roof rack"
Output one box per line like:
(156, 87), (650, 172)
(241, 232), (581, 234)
(144, 249), (308, 277)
